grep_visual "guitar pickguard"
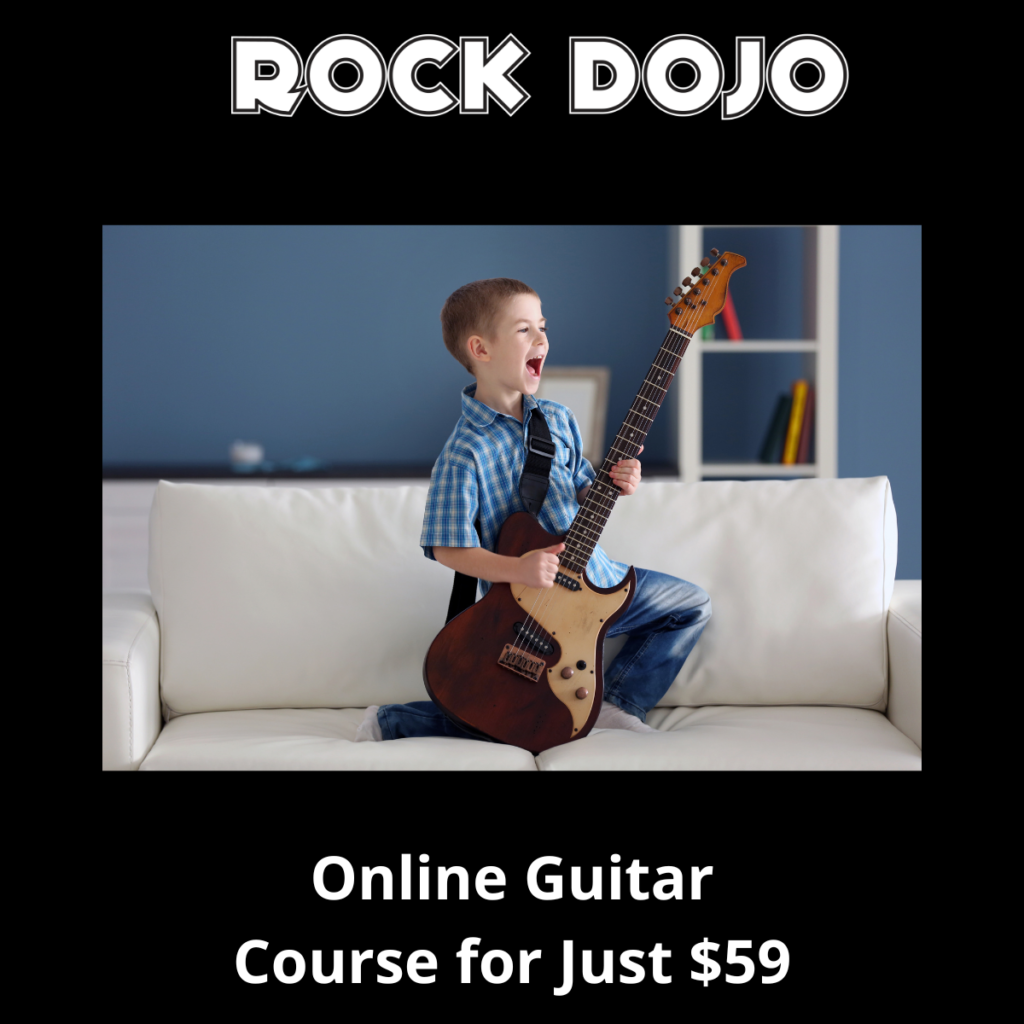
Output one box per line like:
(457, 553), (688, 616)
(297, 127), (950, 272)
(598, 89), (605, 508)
(510, 557), (631, 737)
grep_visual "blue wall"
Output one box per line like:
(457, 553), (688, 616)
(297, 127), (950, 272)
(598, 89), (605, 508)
(838, 226), (921, 579)
(102, 226), (672, 467)
(102, 224), (921, 578)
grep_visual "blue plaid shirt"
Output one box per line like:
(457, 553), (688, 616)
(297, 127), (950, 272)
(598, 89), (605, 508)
(421, 383), (630, 596)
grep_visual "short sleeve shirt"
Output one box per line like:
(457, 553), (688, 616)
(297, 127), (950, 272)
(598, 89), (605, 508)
(420, 383), (629, 596)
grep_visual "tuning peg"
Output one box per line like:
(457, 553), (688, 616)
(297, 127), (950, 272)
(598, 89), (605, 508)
(701, 257), (710, 267)
(710, 248), (720, 257)
(664, 297), (674, 305)
(691, 268), (700, 276)
(673, 286), (683, 296)
(682, 276), (692, 287)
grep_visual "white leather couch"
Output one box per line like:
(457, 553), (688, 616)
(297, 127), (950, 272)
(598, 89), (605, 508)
(101, 477), (921, 770)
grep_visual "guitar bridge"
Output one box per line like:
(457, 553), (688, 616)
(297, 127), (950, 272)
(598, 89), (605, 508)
(498, 644), (545, 683)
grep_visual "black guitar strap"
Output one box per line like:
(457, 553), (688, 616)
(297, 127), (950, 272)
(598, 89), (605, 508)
(444, 407), (555, 624)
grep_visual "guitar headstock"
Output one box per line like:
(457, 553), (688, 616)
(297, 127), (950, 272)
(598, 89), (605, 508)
(665, 249), (747, 333)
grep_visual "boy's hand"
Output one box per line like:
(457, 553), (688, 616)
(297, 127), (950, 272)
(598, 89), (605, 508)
(610, 444), (643, 495)
(518, 543), (565, 589)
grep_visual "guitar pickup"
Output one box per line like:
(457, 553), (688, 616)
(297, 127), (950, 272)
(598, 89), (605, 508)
(513, 621), (554, 655)
(498, 645), (545, 683)
(555, 572), (580, 591)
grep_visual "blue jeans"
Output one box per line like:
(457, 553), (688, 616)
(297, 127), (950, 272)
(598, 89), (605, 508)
(377, 568), (711, 740)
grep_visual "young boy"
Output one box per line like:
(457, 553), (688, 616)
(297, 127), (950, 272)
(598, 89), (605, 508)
(355, 277), (710, 743)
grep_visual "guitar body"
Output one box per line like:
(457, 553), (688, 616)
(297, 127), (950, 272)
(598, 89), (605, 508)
(423, 512), (636, 753)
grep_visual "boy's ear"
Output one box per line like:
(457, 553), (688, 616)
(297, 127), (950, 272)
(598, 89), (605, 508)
(466, 334), (490, 364)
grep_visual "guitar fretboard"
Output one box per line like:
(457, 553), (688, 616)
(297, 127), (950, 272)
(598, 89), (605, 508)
(559, 324), (693, 575)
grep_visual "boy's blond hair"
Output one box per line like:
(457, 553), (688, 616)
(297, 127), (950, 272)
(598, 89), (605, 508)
(440, 278), (538, 374)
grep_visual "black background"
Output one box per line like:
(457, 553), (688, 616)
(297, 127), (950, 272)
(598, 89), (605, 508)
(117, 785), (929, 1007)
(102, 12), (924, 223)
(102, 8), (929, 1008)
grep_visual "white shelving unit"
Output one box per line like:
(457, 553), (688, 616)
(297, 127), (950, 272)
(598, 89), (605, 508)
(675, 225), (838, 482)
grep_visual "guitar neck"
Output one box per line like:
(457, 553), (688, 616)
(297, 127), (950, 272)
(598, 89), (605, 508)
(560, 323), (694, 574)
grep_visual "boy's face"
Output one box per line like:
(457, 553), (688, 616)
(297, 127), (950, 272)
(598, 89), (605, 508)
(469, 293), (548, 397)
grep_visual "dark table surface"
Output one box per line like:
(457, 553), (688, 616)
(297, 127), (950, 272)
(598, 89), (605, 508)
(103, 462), (680, 480)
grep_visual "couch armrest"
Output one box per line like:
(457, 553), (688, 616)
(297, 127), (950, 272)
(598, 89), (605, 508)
(886, 580), (921, 750)
(103, 592), (162, 770)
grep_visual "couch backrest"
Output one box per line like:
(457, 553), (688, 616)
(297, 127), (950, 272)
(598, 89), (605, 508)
(149, 477), (896, 715)
(601, 478), (896, 710)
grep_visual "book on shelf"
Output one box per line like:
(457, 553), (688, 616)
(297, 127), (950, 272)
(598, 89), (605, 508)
(721, 290), (743, 341)
(759, 394), (792, 463)
(796, 385), (815, 464)
(782, 380), (808, 464)
(759, 382), (815, 465)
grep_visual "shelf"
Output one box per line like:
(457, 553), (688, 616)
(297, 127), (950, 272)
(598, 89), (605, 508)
(701, 463), (817, 477)
(700, 340), (818, 353)
(676, 226), (838, 482)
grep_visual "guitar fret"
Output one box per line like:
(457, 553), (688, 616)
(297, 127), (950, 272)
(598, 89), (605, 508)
(562, 540), (590, 561)
(586, 483), (616, 502)
(570, 526), (603, 548)
(576, 505), (608, 527)
(605, 446), (634, 460)
(579, 499), (611, 520)
(582, 495), (615, 517)
(575, 508), (609, 529)
(583, 500), (616, 519)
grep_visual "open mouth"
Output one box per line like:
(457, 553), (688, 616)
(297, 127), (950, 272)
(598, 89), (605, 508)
(526, 358), (543, 378)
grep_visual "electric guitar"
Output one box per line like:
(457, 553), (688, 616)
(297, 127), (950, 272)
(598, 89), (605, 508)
(423, 249), (746, 753)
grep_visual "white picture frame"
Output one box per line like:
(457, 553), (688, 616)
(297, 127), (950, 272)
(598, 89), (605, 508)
(535, 366), (611, 466)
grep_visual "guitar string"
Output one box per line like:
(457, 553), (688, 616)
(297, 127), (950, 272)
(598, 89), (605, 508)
(506, 257), (726, 678)
(509, 260), (721, 668)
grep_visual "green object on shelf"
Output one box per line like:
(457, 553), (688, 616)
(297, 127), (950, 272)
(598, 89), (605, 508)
(702, 323), (714, 341)
(759, 394), (792, 463)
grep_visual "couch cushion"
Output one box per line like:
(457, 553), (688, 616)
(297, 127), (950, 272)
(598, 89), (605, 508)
(536, 706), (921, 771)
(601, 478), (897, 709)
(150, 482), (453, 714)
(139, 709), (537, 770)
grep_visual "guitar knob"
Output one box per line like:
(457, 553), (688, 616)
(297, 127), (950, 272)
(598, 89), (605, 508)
(664, 297), (674, 305)
(575, 687), (589, 699)
(682, 277), (692, 287)
(691, 267), (700, 276)
(710, 248), (720, 257)
(701, 257), (710, 267)
(561, 666), (574, 678)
